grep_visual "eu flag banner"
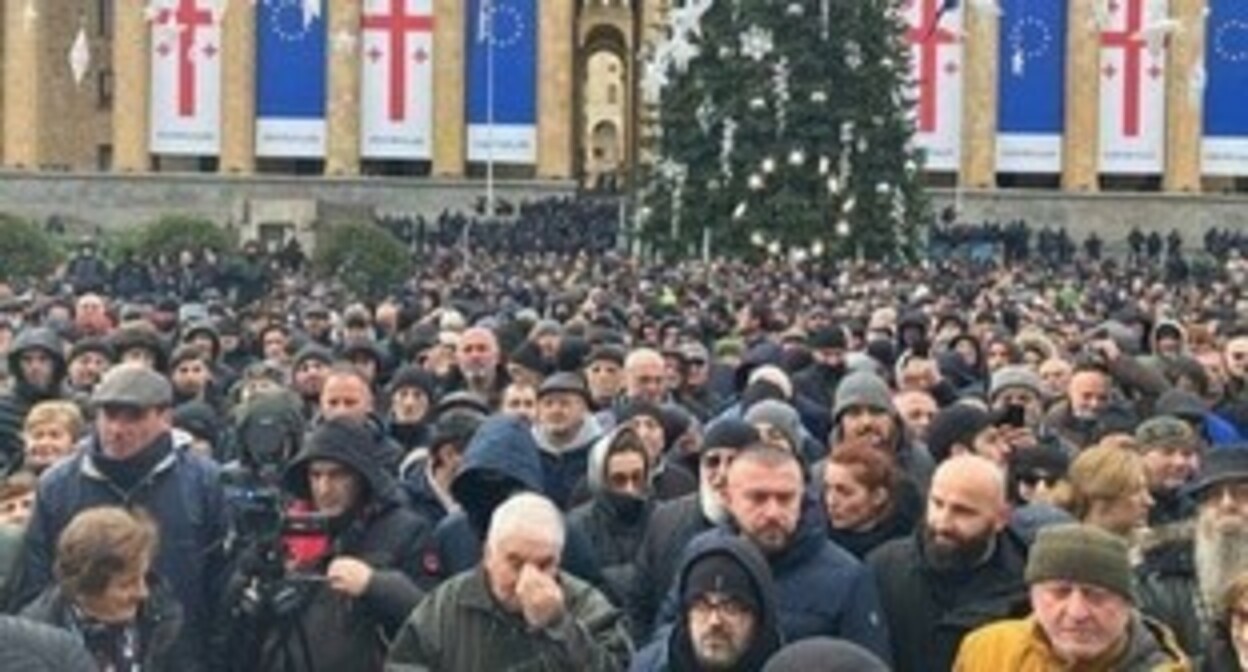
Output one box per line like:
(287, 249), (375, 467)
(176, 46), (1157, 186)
(255, 0), (327, 158)
(904, 0), (964, 172)
(996, 0), (1066, 173)
(360, 0), (435, 160)
(466, 0), (538, 164)
(1203, 0), (1248, 176)
(1098, 0), (1167, 174)
(149, 0), (221, 155)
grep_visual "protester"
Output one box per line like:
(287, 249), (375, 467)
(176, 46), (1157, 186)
(631, 535), (782, 672)
(1053, 443), (1154, 539)
(8, 363), (228, 670)
(22, 507), (182, 671)
(0, 328), (68, 474)
(1137, 415), (1203, 526)
(386, 493), (631, 670)
(20, 400), (84, 475)
(1207, 572), (1248, 671)
(868, 454), (1030, 672)
(953, 523), (1189, 671)
(1139, 447), (1248, 657)
(823, 439), (920, 559)
(762, 637), (891, 672)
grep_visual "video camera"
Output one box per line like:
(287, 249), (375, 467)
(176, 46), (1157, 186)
(220, 393), (329, 623)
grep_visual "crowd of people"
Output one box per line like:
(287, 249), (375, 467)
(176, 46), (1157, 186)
(0, 202), (1245, 671)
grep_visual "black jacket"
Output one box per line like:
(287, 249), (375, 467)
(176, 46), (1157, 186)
(1137, 537), (1206, 657)
(866, 525), (1032, 672)
(793, 362), (847, 413)
(628, 493), (714, 642)
(22, 580), (183, 671)
(567, 432), (655, 604)
(255, 418), (430, 672)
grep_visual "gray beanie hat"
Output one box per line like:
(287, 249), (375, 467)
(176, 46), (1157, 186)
(744, 400), (803, 452)
(1025, 523), (1133, 602)
(833, 371), (895, 421)
(989, 365), (1045, 402)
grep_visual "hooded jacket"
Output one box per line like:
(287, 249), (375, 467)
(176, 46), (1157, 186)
(534, 412), (605, 509)
(630, 535), (783, 672)
(428, 417), (605, 589)
(656, 495), (893, 663)
(258, 418), (429, 672)
(867, 523), (1032, 672)
(568, 431), (655, 603)
(0, 327), (68, 473)
(953, 614), (1189, 672)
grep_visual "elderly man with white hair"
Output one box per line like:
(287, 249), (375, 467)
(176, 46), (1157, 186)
(386, 492), (632, 671)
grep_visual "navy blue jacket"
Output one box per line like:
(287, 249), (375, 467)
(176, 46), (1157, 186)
(10, 435), (229, 671)
(654, 495), (892, 663)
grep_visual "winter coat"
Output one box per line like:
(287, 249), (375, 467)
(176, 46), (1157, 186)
(0, 328), (68, 474)
(255, 418), (431, 672)
(655, 496), (892, 663)
(867, 525), (1032, 672)
(427, 417), (605, 590)
(385, 568), (632, 672)
(793, 362), (848, 415)
(1137, 538), (1207, 657)
(8, 433), (228, 671)
(628, 493), (714, 642)
(953, 614), (1190, 672)
(21, 580), (183, 671)
(568, 432), (655, 605)
(630, 535), (783, 672)
(0, 614), (96, 672)
(401, 456), (455, 528)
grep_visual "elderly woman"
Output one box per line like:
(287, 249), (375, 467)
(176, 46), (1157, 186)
(21, 506), (182, 671)
(823, 439), (920, 559)
(1053, 444), (1154, 540)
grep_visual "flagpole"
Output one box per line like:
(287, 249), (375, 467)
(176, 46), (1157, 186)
(485, 0), (496, 219)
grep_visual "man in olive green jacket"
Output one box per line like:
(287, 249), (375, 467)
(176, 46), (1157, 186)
(386, 492), (632, 671)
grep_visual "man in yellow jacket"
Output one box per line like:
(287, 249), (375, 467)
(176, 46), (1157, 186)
(954, 523), (1190, 672)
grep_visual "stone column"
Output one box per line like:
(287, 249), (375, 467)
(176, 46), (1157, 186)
(536, 0), (574, 179)
(1062, 0), (1099, 191)
(219, 0), (256, 174)
(113, 0), (151, 172)
(431, 0), (465, 177)
(325, 0), (362, 175)
(960, 2), (998, 188)
(3, 0), (41, 168)
(1163, 0), (1204, 193)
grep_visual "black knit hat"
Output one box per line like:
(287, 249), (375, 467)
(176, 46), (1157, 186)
(388, 365), (438, 401)
(69, 337), (113, 363)
(926, 403), (994, 464)
(682, 552), (761, 615)
(701, 418), (761, 454)
(618, 399), (664, 426)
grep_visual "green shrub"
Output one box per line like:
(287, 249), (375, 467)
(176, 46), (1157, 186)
(0, 214), (62, 281)
(314, 222), (411, 298)
(134, 214), (234, 259)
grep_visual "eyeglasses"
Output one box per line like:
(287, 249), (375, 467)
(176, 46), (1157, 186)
(1018, 473), (1060, 488)
(689, 594), (752, 620)
(701, 453), (735, 471)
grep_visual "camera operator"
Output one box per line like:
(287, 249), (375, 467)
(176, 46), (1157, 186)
(247, 417), (428, 672)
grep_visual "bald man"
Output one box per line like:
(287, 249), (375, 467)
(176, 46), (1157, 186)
(623, 348), (668, 406)
(450, 327), (507, 408)
(866, 455), (1031, 672)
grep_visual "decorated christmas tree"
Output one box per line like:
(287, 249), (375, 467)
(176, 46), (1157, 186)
(639, 0), (930, 261)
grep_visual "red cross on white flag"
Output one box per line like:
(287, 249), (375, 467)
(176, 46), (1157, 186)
(1098, 0), (1168, 174)
(149, 0), (222, 155)
(361, 0), (435, 160)
(905, 0), (964, 172)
